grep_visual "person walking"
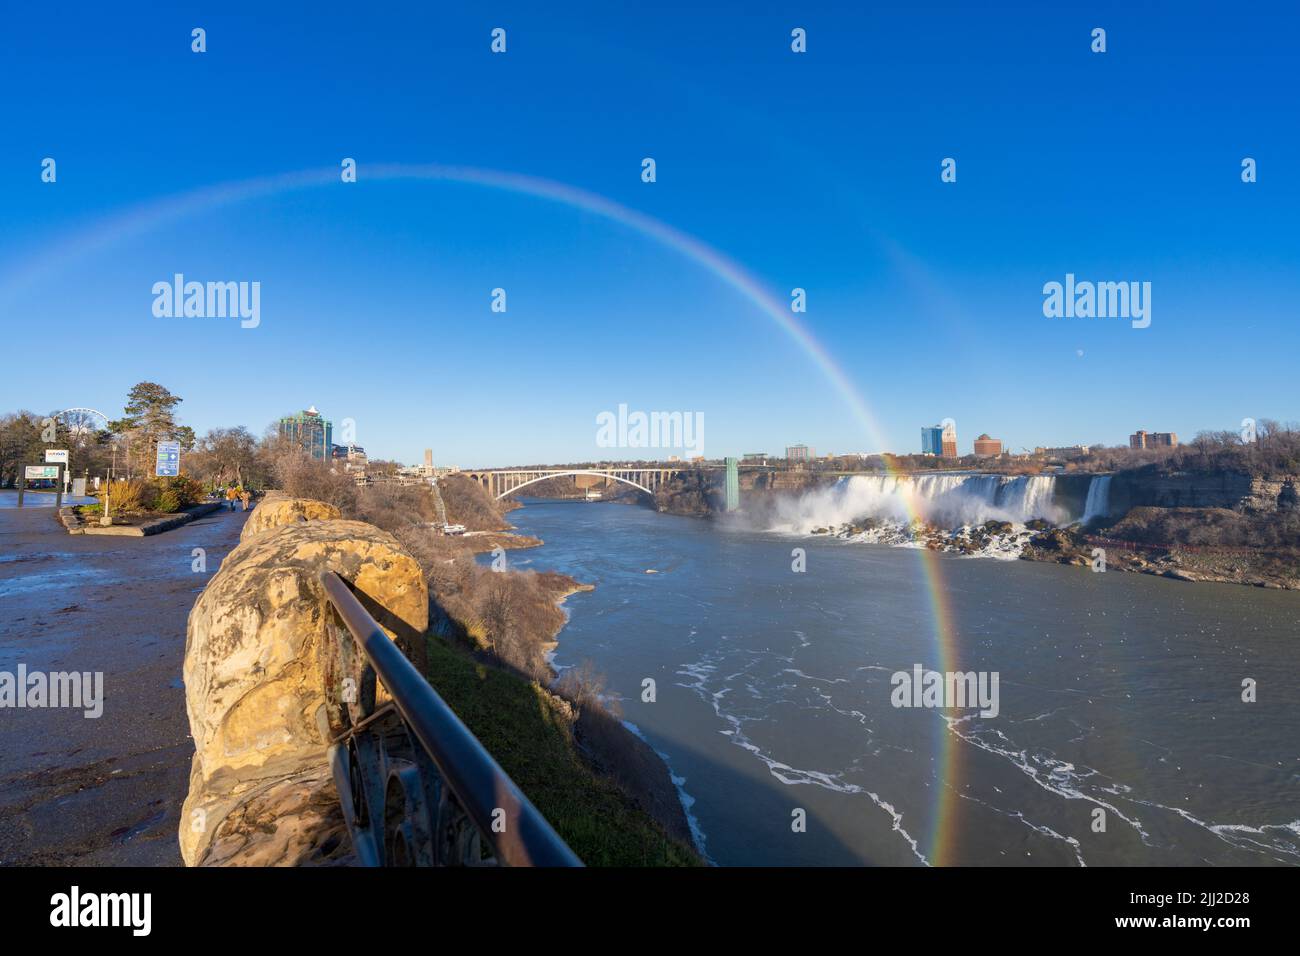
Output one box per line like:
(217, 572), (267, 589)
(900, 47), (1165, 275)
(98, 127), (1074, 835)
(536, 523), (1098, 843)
(240, 489), (252, 512)
(226, 485), (239, 512)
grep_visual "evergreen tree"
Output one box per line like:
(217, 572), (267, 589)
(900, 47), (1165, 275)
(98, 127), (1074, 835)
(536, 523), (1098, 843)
(109, 382), (184, 477)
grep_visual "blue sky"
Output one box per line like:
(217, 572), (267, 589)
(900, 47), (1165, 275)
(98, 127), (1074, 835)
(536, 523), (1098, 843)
(1, 2), (1296, 466)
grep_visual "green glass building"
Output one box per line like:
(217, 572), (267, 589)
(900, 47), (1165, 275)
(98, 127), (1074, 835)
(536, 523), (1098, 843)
(279, 406), (333, 460)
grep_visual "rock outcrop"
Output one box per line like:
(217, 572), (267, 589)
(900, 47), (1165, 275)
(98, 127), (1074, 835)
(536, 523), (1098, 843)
(240, 492), (343, 541)
(180, 508), (427, 866)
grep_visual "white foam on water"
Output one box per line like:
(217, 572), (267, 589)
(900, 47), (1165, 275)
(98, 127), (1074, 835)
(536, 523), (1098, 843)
(942, 714), (1153, 843)
(676, 649), (930, 865)
(944, 716), (1300, 864)
(622, 718), (715, 865)
(956, 790), (1088, 866)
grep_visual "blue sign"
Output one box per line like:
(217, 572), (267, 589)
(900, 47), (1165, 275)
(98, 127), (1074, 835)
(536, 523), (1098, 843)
(156, 440), (181, 477)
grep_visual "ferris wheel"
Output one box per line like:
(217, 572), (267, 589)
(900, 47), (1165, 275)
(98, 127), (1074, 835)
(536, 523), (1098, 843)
(52, 407), (113, 442)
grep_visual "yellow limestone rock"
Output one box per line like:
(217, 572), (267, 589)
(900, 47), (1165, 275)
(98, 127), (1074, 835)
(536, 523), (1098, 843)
(239, 493), (343, 542)
(180, 514), (427, 865)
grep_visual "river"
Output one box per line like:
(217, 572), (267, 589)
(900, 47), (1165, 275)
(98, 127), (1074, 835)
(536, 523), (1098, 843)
(502, 497), (1300, 866)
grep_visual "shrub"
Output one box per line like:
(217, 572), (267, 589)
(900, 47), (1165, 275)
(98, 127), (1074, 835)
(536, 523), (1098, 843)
(439, 475), (509, 530)
(354, 483), (437, 533)
(270, 451), (358, 513)
(162, 475), (205, 508)
(155, 490), (181, 513)
(554, 660), (620, 717)
(103, 478), (152, 514)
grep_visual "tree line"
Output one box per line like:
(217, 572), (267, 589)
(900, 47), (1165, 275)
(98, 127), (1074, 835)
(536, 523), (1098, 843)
(1, 381), (327, 491)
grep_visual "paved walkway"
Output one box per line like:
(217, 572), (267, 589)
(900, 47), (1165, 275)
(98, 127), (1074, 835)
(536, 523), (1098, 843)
(0, 494), (248, 865)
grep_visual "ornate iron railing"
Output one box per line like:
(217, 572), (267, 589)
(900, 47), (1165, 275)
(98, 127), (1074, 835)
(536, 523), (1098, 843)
(318, 570), (582, 867)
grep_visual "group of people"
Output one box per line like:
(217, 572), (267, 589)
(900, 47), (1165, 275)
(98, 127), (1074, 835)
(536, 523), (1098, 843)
(218, 485), (253, 512)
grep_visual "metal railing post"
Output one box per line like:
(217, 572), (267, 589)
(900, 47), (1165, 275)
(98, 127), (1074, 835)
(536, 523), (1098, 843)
(319, 570), (582, 867)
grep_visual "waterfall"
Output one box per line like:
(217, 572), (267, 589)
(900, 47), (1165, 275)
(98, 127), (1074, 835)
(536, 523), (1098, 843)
(997, 475), (1058, 521)
(1081, 475), (1112, 524)
(766, 473), (1071, 534)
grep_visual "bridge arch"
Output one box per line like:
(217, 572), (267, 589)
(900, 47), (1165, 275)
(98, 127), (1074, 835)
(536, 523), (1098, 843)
(492, 470), (655, 500)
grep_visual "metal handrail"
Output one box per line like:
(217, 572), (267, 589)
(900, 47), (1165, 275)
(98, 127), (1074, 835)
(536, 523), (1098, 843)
(319, 570), (582, 867)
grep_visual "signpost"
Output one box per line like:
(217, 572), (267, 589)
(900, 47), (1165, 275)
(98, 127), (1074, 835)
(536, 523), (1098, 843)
(17, 464), (64, 508)
(156, 440), (181, 478)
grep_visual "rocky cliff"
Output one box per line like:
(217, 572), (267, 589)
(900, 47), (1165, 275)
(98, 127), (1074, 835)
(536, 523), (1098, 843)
(1108, 470), (1299, 514)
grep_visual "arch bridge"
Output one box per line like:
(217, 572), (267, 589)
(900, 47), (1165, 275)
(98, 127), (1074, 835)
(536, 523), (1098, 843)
(464, 468), (688, 500)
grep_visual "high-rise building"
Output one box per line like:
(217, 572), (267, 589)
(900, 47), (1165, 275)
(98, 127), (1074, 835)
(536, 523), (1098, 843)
(1129, 430), (1178, 450)
(279, 406), (332, 460)
(921, 426), (943, 456)
(973, 434), (1003, 457)
(941, 421), (958, 459)
(786, 444), (814, 461)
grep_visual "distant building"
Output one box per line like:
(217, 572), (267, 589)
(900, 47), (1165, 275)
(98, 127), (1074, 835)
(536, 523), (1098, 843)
(973, 434), (1003, 457)
(332, 442), (366, 460)
(743, 452), (768, 464)
(1035, 445), (1090, 460)
(786, 444), (814, 462)
(1130, 430), (1178, 450)
(280, 406), (332, 460)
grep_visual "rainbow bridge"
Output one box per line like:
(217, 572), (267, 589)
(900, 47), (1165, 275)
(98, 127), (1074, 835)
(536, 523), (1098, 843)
(464, 467), (692, 500)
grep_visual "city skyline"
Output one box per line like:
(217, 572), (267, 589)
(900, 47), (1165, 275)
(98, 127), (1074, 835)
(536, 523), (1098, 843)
(14, 392), (1240, 469)
(2, 4), (1296, 464)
